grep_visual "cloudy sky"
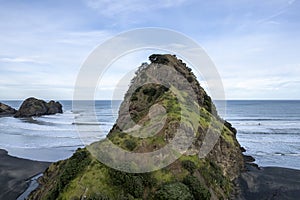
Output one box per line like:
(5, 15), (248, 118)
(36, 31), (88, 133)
(0, 0), (299, 100)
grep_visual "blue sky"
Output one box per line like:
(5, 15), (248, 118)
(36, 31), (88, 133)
(0, 0), (299, 100)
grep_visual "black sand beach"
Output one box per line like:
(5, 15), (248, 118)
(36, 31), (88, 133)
(0, 149), (50, 200)
(236, 164), (300, 200)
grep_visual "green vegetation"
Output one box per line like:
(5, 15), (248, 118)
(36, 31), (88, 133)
(154, 182), (193, 200)
(86, 193), (110, 200)
(199, 160), (232, 197)
(29, 54), (243, 200)
(181, 160), (197, 174)
(182, 175), (211, 200)
(106, 167), (156, 199)
(123, 139), (137, 151)
(44, 148), (92, 200)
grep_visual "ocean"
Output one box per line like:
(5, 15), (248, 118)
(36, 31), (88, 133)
(225, 100), (300, 170)
(0, 100), (299, 170)
(0, 100), (119, 161)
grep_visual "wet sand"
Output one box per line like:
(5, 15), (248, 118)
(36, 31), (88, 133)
(0, 149), (50, 200)
(236, 164), (300, 200)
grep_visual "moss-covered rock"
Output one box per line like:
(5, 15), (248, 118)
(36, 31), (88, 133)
(29, 54), (244, 200)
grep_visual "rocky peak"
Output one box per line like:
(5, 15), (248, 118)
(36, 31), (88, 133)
(29, 54), (244, 200)
(110, 54), (243, 176)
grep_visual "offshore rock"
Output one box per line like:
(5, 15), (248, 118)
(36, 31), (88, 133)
(0, 102), (16, 116)
(14, 97), (62, 118)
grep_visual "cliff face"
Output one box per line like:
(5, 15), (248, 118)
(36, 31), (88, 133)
(29, 54), (244, 200)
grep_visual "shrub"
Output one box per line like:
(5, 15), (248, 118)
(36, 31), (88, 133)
(107, 168), (155, 198)
(59, 149), (91, 188)
(199, 161), (232, 195)
(154, 182), (194, 200)
(130, 95), (138, 101)
(149, 54), (169, 64)
(143, 88), (157, 96)
(182, 175), (211, 200)
(124, 139), (137, 151)
(123, 175), (144, 198)
(181, 160), (197, 174)
(187, 76), (194, 83)
(46, 148), (92, 199)
(203, 95), (212, 113)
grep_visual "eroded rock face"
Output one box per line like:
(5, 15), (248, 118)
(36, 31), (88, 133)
(14, 97), (62, 118)
(0, 102), (16, 116)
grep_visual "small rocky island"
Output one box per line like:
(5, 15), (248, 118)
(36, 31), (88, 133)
(14, 97), (63, 118)
(0, 97), (63, 118)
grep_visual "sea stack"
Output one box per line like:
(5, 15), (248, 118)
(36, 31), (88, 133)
(14, 97), (63, 118)
(29, 54), (244, 199)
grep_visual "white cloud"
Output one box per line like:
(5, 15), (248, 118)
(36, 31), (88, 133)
(200, 28), (300, 99)
(0, 56), (45, 64)
(0, 30), (114, 100)
(0, 0), (299, 100)
(84, 0), (187, 17)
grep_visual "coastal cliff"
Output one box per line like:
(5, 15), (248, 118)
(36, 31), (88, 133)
(29, 54), (244, 200)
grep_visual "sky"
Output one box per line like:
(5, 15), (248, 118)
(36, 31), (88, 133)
(0, 0), (299, 100)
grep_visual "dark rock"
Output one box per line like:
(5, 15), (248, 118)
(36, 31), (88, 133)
(247, 162), (260, 170)
(0, 102), (16, 116)
(14, 97), (63, 118)
(149, 54), (170, 64)
(240, 147), (247, 152)
(243, 155), (255, 163)
(224, 120), (237, 135)
(47, 100), (63, 115)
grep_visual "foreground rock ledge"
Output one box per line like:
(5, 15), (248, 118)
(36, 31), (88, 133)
(14, 97), (63, 118)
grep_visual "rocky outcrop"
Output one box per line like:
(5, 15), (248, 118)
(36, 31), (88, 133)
(14, 97), (62, 118)
(0, 102), (16, 116)
(29, 54), (244, 200)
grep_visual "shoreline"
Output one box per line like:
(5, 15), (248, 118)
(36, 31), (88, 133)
(0, 149), (51, 200)
(235, 155), (300, 200)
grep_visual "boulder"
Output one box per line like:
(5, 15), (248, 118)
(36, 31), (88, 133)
(14, 97), (62, 118)
(0, 102), (17, 116)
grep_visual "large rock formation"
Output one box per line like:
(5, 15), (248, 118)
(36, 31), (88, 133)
(0, 102), (16, 116)
(14, 97), (63, 118)
(29, 54), (244, 200)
